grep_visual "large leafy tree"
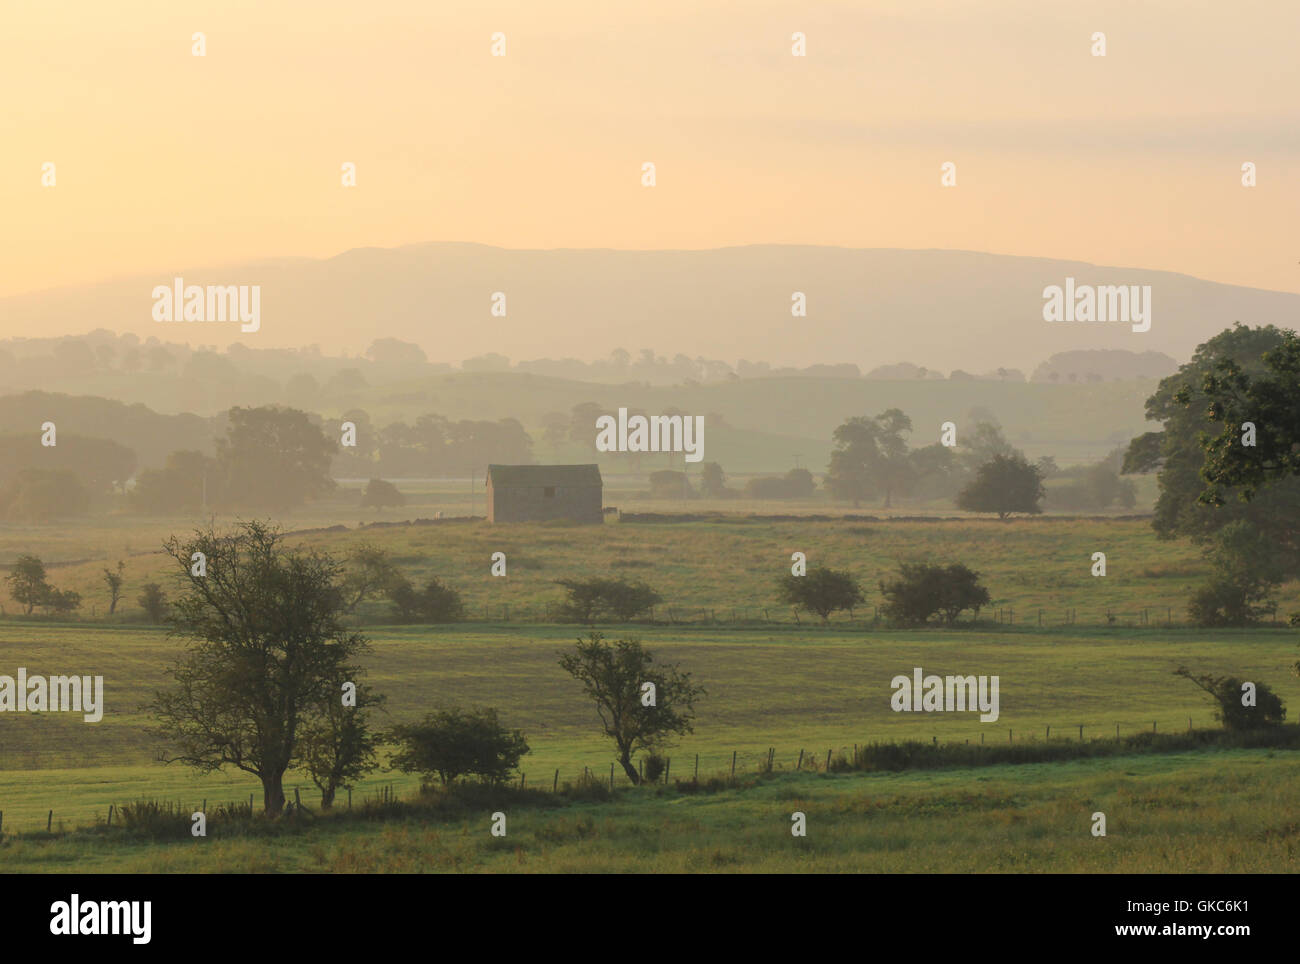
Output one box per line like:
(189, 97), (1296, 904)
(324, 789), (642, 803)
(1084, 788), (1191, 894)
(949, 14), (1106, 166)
(131, 449), (215, 515)
(149, 521), (375, 815)
(5, 553), (52, 614)
(1187, 327), (1300, 502)
(1124, 324), (1300, 571)
(826, 408), (915, 507)
(215, 406), (337, 511)
(558, 632), (704, 784)
(956, 453), (1044, 518)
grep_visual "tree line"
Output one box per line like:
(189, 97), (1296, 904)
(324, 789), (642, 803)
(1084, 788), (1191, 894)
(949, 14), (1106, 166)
(146, 521), (703, 812)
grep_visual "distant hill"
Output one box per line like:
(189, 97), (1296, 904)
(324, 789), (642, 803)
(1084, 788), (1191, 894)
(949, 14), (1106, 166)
(347, 370), (1158, 470)
(1031, 350), (1178, 383)
(0, 372), (1157, 477)
(0, 391), (213, 469)
(2, 243), (1297, 373)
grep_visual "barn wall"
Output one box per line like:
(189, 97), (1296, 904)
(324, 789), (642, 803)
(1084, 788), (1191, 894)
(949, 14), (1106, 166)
(487, 483), (603, 523)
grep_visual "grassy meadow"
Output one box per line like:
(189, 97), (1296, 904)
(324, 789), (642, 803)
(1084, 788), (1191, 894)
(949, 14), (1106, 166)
(1, 507), (1285, 627)
(1, 511), (1298, 871)
(3, 751), (1298, 873)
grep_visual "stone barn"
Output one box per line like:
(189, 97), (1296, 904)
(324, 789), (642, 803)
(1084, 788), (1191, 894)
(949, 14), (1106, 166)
(486, 464), (604, 523)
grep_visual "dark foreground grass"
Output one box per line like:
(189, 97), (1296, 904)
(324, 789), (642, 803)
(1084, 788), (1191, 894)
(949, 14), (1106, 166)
(2, 749), (1297, 872)
(838, 724), (1300, 772)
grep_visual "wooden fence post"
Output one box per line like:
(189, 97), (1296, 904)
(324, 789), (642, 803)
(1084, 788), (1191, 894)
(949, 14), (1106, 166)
(1115, 722), (1120, 740)
(1046, 725), (1050, 740)
(47, 809), (52, 832)
(1153, 721), (1157, 733)
(554, 769), (560, 792)
(825, 748), (832, 770)
(796, 749), (803, 770)
(731, 750), (736, 777)
(1078, 725), (1083, 741)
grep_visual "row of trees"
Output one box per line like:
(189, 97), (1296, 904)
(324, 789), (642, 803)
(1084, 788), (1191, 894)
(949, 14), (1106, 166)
(133, 406), (336, 515)
(3, 555), (82, 615)
(144, 521), (704, 811)
(3, 548), (987, 629)
(549, 566), (993, 627)
(133, 406), (537, 516)
(778, 564), (991, 625)
(331, 411), (533, 478)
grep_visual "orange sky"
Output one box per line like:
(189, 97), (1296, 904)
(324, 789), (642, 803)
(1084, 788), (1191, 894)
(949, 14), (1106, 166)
(2, 0), (1297, 311)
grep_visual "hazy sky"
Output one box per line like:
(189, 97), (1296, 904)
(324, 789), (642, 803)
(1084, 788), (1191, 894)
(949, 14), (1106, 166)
(3, 0), (1297, 312)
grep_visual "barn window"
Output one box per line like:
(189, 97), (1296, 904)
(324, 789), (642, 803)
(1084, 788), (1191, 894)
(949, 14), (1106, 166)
(544, 486), (556, 498)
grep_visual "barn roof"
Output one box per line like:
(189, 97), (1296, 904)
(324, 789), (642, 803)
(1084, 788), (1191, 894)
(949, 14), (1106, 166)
(487, 464), (603, 487)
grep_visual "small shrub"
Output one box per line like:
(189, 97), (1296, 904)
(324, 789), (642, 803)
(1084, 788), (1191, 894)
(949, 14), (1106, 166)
(117, 799), (192, 838)
(1174, 668), (1286, 730)
(878, 562), (990, 625)
(553, 577), (662, 623)
(776, 566), (864, 622)
(44, 587), (82, 615)
(643, 752), (667, 784)
(388, 576), (464, 623)
(561, 769), (613, 802)
(1186, 578), (1274, 627)
(359, 478), (405, 510)
(388, 706), (529, 785)
(137, 582), (168, 622)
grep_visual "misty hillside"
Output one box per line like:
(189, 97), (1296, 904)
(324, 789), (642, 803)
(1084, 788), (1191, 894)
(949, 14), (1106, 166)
(0, 369), (1157, 478)
(3, 244), (1297, 372)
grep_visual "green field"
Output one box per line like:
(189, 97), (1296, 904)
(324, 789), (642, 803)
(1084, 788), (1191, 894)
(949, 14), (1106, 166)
(2, 515), (1298, 871)
(3, 751), (1298, 873)
(2, 514), (1290, 627)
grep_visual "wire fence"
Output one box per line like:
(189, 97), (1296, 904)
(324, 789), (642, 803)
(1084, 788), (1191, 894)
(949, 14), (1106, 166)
(0, 713), (1240, 834)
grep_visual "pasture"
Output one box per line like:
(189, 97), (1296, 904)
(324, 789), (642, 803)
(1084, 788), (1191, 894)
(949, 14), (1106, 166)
(2, 751), (1297, 873)
(1, 513), (1285, 627)
(1, 514), (1297, 872)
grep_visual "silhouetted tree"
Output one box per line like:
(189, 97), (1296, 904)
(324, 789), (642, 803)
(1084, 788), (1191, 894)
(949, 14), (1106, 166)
(559, 632), (704, 784)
